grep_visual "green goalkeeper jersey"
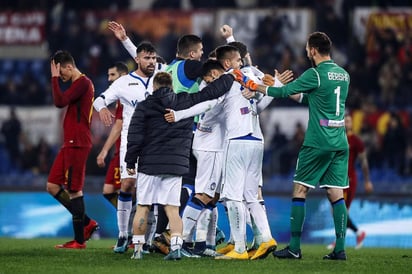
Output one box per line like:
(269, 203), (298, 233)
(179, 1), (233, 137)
(267, 60), (349, 150)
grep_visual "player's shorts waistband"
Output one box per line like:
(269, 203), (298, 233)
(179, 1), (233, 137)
(319, 119), (345, 128)
(231, 133), (262, 141)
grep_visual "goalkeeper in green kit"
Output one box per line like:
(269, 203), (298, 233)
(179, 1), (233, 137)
(234, 31), (350, 260)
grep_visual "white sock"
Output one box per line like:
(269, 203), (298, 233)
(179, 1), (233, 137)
(247, 201), (272, 242)
(170, 235), (183, 251)
(206, 207), (218, 247)
(226, 200), (246, 253)
(132, 235), (145, 252)
(196, 208), (211, 243)
(117, 198), (132, 237)
(251, 216), (263, 247)
(182, 203), (203, 241)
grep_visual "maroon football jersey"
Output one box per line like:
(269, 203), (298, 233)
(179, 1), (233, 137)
(52, 75), (94, 148)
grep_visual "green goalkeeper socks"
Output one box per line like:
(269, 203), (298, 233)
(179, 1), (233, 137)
(289, 198), (306, 252)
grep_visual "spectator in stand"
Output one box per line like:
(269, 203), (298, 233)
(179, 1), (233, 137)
(378, 53), (401, 107)
(264, 123), (288, 176)
(382, 112), (407, 175)
(1, 107), (22, 169)
(20, 138), (38, 172)
(36, 137), (54, 174)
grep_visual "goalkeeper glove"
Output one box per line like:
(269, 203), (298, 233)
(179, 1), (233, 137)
(244, 79), (258, 90)
(232, 69), (245, 83)
(233, 69), (259, 90)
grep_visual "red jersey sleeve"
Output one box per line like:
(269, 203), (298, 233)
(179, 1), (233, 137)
(56, 76), (95, 148)
(52, 76), (92, 108)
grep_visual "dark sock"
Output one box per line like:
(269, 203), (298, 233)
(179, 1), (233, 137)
(289, 197), (305, 252)
(194, 241), (206, 253)
(103, 192), (118, 208)
(71, 196), (85, 244)
(54, 188), (90, 226)
(332, 198), (347, 252)
(53, 188), (72, 211)
(347, 215), (358, 233)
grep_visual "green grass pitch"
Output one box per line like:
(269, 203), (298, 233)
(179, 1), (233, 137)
(0, 238), (410, 274)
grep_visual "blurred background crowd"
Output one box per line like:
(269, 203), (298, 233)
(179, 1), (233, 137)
(0, 0), (411, 189)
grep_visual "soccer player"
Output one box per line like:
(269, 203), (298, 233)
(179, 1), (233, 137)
(96, 62), (129, 209)
(108, 21), (205, 253)
(124, 71), (235, 260)
(213, 45), (278, 260)
(164, 59), (227, 257)
(235, 31), (350, 260)
(47, 50), (98, 249)
(327, 113), (373, 250)
(93, 42), (163, 254)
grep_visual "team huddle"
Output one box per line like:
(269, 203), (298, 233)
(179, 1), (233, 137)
(48, 21), (356, 262)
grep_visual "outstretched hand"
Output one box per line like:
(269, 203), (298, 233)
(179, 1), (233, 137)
(275, 69), (294, 85)
(108, 21), (127, 41)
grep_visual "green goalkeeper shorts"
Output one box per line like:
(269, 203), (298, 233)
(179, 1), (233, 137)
(293, 146), (349, 189)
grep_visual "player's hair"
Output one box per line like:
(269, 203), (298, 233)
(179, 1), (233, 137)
(215, 45), (239, 62)
(110, 62), (128, 75)
(136, 41), (157, 55)
(308, 32), (332, 55)
(228, 41), (248, 59)
(153, 72), (173, 89)
(200, 59), (224, 78)
(177, 34), (202, 58)
(52, 50), (75, 66)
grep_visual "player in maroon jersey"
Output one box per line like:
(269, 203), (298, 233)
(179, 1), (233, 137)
(328, 113), (374, 250)
(47, 50), (98, 249)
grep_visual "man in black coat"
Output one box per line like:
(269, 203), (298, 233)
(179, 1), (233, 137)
(125, 71), (235, 260)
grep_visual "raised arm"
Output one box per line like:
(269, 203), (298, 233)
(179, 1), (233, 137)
(220, 24), (235, 43)
(108, 21), (137, 59)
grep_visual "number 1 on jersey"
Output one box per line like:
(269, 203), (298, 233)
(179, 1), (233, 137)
(334, 86), (340, 116)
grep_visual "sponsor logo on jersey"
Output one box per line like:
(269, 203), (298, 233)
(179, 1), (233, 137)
(240, 107), (250, 115)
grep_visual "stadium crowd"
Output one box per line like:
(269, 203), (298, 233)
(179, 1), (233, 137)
(1, 0), (411, 179)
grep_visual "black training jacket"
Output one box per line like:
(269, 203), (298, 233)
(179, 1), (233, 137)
(125, 73), (234, 176)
